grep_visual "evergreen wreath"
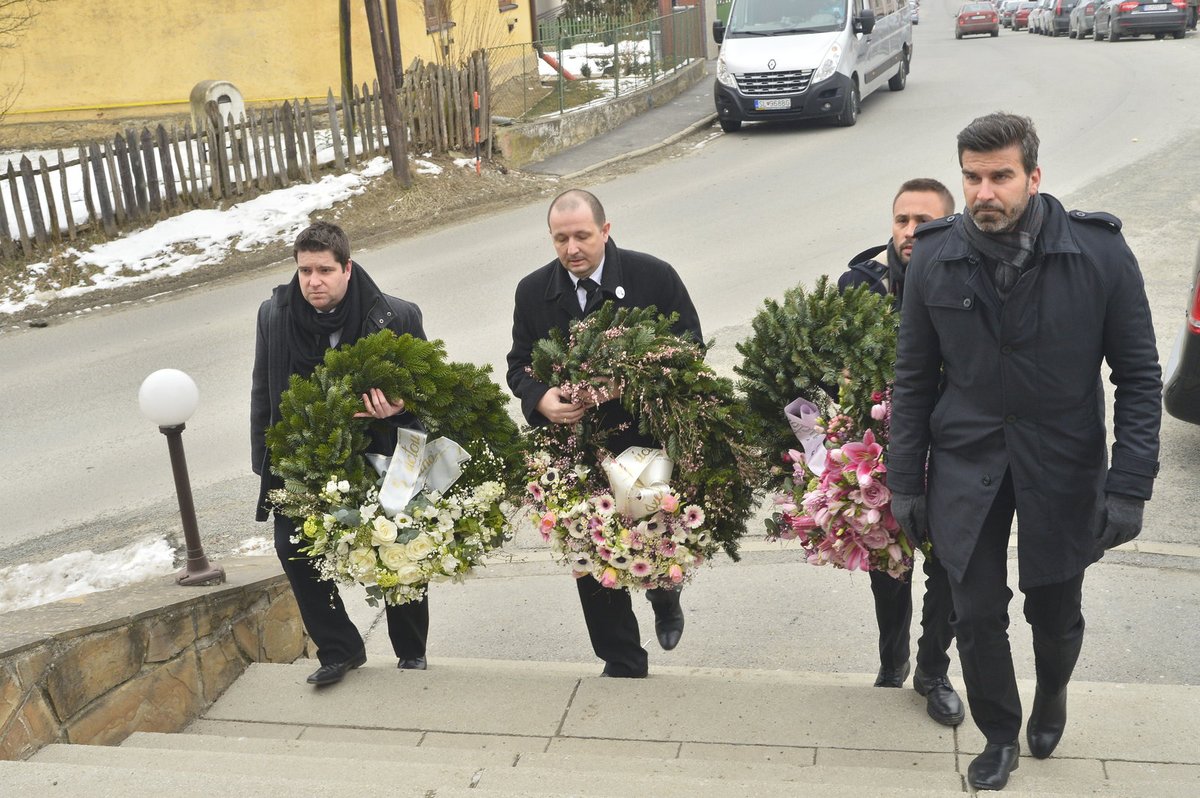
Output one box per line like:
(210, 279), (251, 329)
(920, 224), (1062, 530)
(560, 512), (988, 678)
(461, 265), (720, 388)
(734, 277), (898, 490)
(523, 303), (762, 586)
(267, 330), (524, 605)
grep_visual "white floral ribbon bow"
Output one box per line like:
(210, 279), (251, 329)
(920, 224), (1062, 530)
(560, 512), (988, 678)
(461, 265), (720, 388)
(784, 396), (828, 476)
(365, 428), (471, 515)
(600, 446), (674, 520)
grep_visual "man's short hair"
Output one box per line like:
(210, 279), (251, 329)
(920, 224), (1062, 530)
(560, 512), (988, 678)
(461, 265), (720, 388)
(894, 178), (956, 217)
(957, 112), (1039, 176)
(293, 221), (350, 268)
(548, 188), (607, 228)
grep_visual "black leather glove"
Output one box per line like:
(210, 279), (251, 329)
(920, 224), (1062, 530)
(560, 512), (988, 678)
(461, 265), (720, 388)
(1094, 493), (1144, 552)
(890, 491), (928, 548)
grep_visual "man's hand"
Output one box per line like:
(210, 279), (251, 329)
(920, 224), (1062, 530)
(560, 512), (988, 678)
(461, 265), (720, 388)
(536, 386), (587, 425)
(891, 491), (929, 548)
(354, 387), (406, 419)
(1095, 493), (1144, 552)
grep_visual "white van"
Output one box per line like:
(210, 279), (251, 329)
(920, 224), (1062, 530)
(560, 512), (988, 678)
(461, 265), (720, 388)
(712, 0), (914, 131)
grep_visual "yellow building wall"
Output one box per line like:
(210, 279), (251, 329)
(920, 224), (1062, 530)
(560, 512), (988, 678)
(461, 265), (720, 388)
(0, 0), (531, 121)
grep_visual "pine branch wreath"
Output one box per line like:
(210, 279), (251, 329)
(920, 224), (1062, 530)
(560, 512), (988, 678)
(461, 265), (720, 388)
(735, 277), (898, 488)
(528, 302), (763, 561)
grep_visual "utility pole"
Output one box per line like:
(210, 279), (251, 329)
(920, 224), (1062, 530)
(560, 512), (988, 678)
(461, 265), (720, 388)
(364, 0), (411, 187)
(386, 0), (404, 88)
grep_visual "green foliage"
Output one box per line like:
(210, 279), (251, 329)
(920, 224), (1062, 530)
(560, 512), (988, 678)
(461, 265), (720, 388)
(735, 277), (898, 483)
(267, 331), (523, 519)
(529, 302), (764, 560)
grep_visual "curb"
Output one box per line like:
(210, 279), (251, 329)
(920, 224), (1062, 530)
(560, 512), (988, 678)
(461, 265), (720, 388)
(559, 112), (719, 181)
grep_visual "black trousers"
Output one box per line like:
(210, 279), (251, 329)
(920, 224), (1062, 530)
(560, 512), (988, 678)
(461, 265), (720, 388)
(273, 513), (429, 665)
(947, 471), (1086, 743)
(575, 575), (680, 676)
(869, 551), (955, 675)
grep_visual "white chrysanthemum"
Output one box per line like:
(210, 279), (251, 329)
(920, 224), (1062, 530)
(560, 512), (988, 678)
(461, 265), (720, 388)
(337, 479), (351, 493)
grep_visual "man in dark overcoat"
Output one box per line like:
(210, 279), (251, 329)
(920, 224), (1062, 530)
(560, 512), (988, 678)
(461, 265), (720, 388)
(251, 221), (430, 687)
(507, 188), (701, 678)
(887, 114), (1161, 791)
(838, 178), (964, 728)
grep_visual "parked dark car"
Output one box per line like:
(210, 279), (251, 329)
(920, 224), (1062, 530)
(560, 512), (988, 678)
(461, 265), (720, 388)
(1013, 0), (1039, 28)
(1044, 0), (1081, 32)
(1093, 0), (1188, 39)
(956, 1), (1001, 36)
(1001, 0), (1021, 25)
(1164, 244), (1200, 425)
(1069, 0), (1102, 35)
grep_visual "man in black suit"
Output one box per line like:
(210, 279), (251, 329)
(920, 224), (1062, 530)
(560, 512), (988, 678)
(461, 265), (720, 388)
(837, 179), (964, 728)
(251, 221), (430, 687)
(507, 189), (701, 678)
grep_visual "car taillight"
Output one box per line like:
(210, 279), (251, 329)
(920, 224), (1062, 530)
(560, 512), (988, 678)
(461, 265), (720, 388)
(1171, 0), (1185, 8)
(1117, 0), (1139, 10)
(1055, 1), (1062, 12)
(1190, 279), (1200, 333)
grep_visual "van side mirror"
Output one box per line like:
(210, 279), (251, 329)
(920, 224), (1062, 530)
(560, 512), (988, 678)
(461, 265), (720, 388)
(855, 8), (877, 34)
(713, 20), (726, 44)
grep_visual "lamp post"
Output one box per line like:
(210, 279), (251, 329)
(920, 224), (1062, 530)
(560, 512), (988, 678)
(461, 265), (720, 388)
(138, 369), (225, 586)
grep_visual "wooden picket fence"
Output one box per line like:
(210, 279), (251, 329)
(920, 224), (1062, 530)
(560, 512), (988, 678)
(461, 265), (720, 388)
(0, 52), (490, 263)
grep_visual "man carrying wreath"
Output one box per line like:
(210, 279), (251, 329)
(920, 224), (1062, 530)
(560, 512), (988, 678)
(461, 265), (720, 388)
(251, 221), (430, 687)
(507, 189), (701, 678)
(838, 178), (964, 728)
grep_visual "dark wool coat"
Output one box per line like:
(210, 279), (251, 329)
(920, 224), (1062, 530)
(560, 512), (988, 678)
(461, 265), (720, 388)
(506, 237), (701, 449)
(250, 263), (425, 521)
(887, 194), (1161, 588)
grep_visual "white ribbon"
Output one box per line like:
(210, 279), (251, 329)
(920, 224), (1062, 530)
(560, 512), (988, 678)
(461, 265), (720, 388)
(601, 446), (674, 520)
(365, 428), (471, 515)
(784, 396), (828, 476)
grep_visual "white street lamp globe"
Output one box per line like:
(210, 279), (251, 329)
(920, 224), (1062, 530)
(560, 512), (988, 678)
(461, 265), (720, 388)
(139, 369), (200, 427)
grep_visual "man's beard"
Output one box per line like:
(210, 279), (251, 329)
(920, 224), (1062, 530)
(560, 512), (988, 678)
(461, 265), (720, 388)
(968, 192), (1030, 234)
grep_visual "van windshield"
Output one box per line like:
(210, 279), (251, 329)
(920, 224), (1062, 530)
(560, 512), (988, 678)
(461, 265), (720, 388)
(726, 0), (848, 36)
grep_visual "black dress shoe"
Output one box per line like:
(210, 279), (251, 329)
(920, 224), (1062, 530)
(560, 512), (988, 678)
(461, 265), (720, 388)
(397, 657), (427, 670)
(306, 650), (367, 686)
(912, 668), (965, 726)
(968, 742), (1019, 791)
(649, 591), (685, 651)
(874, 660), (911, 688)
(1026, 685), (1068, 759)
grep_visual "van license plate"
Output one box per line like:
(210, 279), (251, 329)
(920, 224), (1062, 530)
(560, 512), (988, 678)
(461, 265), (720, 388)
(1143, 3), (1166, 8)
(754, 98), (791, 110)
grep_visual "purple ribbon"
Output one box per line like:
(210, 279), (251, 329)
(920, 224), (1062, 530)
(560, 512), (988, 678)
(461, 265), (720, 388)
(784, 396), (828, 475)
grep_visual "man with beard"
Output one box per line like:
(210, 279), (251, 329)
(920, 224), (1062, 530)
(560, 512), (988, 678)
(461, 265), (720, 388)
(887, 113), (1161, 790)
(507, 188), (700, 678)
(251, 221), (430, 686)
(838, 178), (964, 729)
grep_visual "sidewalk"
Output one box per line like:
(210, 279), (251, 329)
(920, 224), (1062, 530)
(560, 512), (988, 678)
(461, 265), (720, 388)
(521, 60), (718, 179)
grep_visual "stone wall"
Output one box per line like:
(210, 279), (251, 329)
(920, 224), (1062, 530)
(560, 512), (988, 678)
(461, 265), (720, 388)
(493, 58), (708, 168)
(0, 557), (305, 760)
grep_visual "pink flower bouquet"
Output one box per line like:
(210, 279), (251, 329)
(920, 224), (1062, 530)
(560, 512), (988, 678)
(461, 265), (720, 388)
(767, 393), (914, 578)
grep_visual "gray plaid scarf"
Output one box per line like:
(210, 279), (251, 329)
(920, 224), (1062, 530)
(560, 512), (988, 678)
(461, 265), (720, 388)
(962, 192), (1045, 302)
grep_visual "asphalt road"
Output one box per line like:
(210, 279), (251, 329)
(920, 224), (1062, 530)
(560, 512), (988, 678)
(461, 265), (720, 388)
(2, 12), (1198, 678)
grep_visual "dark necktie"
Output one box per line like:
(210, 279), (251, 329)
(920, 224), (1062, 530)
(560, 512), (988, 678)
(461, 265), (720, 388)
(578, 277), (600, 310)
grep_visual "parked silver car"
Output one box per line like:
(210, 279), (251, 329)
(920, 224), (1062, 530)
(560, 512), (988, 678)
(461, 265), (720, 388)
(1068, 0), (1101, 35)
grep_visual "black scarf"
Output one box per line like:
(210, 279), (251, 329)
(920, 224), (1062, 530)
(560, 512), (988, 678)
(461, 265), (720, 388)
(285, 260), (376, 377)
(885, 240), (906, 306)
(962, 193), (1045, 302)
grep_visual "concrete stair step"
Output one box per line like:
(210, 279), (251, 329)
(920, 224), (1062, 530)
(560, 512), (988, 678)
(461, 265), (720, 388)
(31, 743), (479, 789)
(122, 730), (517, 767)
(0, 760), (430, 798)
